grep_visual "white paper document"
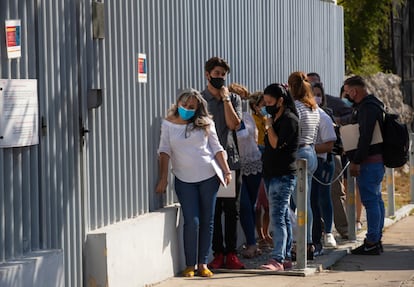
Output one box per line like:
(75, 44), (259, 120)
(211, 158), (236, 198)
(340, 121), (383, 152)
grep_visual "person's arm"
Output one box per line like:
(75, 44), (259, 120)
(221, 87), (241, 130)
(315, 110), (336, 154)
(315, 141), (334, 154)
(155, 152), (170, 193)
(265, 117), (278, 149)
(215, 151), (232, 185)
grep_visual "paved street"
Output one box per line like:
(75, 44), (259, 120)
(153, 208), (414, 287)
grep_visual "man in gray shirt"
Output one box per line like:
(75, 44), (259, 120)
(202, 57), (245, 269)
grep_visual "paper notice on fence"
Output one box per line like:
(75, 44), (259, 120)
(340, 121), (383, 152)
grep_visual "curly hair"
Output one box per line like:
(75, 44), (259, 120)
(167, 88), (212, 133)
(288, 71), (317, 110)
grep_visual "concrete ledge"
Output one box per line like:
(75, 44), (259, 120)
(0, 250), (64, 287)
(84, 205), (185, 287)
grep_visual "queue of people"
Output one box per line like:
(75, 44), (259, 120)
(156, 56), (386, 277)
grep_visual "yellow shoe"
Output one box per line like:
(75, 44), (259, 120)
(198, 268), (213, 277)
(182, 267), (195, 277)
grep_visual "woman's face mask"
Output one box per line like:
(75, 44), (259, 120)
(265, 104), (280, 117)
(260, 106), (269, 117)
(315, 96), (322, 105)
(342, 98), (353, 107)
(178, 106), (196, 120)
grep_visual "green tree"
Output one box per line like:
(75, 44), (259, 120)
(338, 0), (402, 75)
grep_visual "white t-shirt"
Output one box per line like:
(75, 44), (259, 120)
(157, 119), (224, 183)
(316, 108), (337, 160)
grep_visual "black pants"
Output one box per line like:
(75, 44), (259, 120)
(212, 169), (242, 254)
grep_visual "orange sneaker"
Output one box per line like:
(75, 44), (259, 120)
(208, 253), (225, 269)
(225, 253), (245, 269)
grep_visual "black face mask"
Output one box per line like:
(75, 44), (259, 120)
(210, 77), (225, 89)
(265, 104), (280, 117)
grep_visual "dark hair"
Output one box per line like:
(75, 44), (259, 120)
(344, 76), (366, 88)
(339, 84), (345, 97)
(307, 72), (321, 82)
(311, 82), (326, 107)
(264, 83), (298, 117)
(205, 57), (231, 74)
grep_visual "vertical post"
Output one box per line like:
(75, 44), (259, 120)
(296, 159), (307, 270)
(386, 168), (395, 217)
(347, 167), (357, 241)
(410, 133), (414, 203)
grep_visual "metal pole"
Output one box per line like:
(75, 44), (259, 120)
(346, 167), (357, 241)
(296, 159), (307, 270)
(410, 133), (414, 203)
(386, 168), (395, 217)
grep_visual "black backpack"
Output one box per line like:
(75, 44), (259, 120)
(372, 102), (409, 168)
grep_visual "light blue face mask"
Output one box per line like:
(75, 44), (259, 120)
(178, 106), (195, 120)
(260, 106), (269, 117)
(342, 98), (353, 107)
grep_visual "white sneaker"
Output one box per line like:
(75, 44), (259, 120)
(324, 233), (337, 247)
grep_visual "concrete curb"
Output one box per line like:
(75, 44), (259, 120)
(317, 203), (414, 271)
(216, 204), (414, 277)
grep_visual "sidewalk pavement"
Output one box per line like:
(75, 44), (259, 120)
(153, 204), (414, 287)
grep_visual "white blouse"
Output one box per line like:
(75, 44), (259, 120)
(236, 112), (263, 176)
(157, 118), (224, 183)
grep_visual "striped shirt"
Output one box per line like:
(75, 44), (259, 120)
(295, 100), (320, 146)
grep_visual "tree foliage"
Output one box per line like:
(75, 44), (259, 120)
(338, 0), (403, 75)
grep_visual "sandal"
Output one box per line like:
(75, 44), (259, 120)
(198, 268), (213, 277)
(182, 267), (195, 277)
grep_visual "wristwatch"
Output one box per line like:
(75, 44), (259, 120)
(223, 96), (231, 102)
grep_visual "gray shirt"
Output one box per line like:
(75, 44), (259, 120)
(201, 88), (242, 147)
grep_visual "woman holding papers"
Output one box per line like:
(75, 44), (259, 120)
(259, 84), (299, 271)
(155, 89), (231, 278)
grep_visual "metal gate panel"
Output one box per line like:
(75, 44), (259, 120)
(1, 0), (344, 286)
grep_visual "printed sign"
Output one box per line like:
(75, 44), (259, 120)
(5, 19), (21, 59)
(0, 79), (39, 148)
(137, 53), (147, 83)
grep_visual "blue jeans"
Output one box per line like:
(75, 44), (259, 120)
(174, 175), (219, 266)
(311, 156), (335, 245)
(292, 145), (318, 243)
(356, 162), (385, 243)
(240, 172), (262, 245)
(265, 175), (297, 263)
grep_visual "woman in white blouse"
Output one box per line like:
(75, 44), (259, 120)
(155, 89), (231, 278)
